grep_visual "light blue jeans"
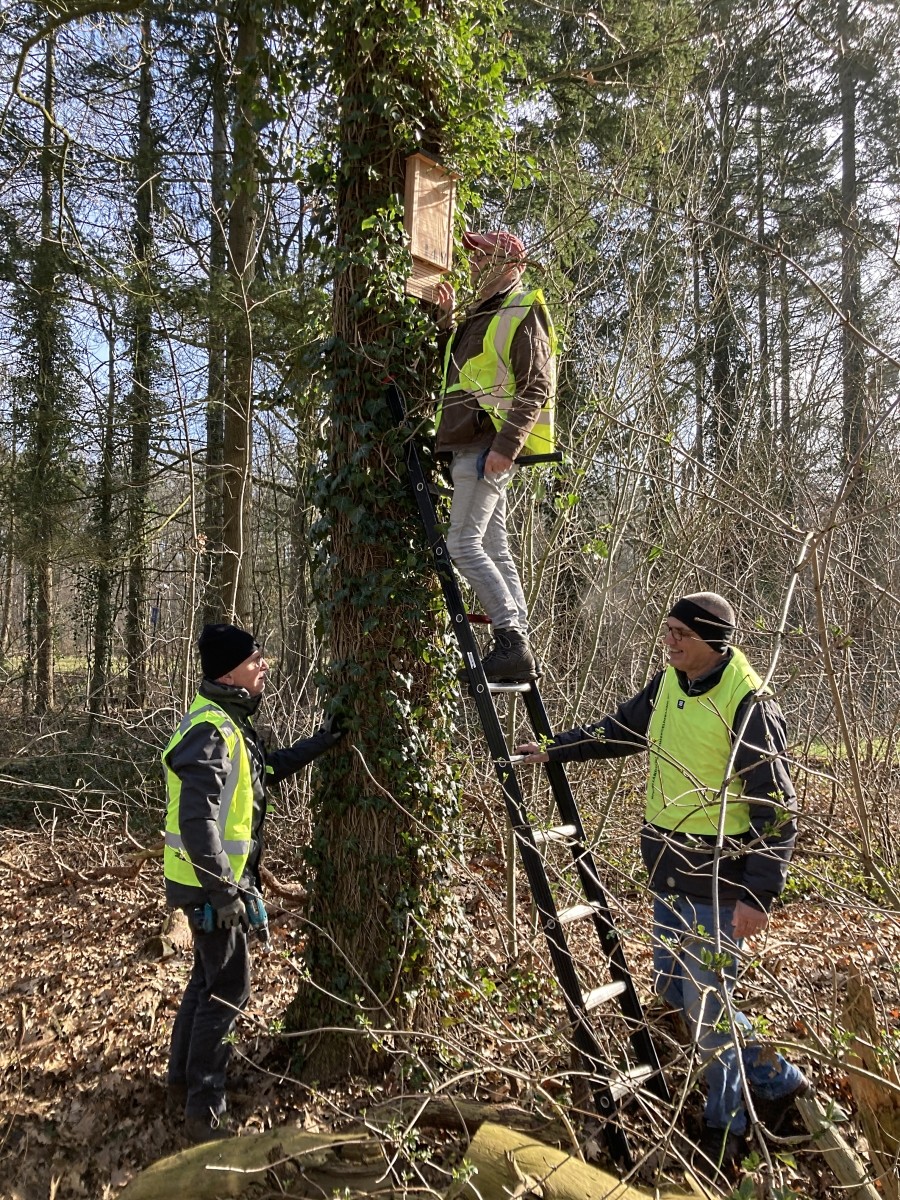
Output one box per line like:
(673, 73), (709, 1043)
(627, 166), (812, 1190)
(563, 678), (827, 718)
(653, 894), (805, 1134)
(446, 448), (528, 632)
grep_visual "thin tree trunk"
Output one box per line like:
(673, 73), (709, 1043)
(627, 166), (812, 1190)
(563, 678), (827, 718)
(0, 548), (13, 660)
(839, 0), (866, 476)
(709, 83), (738, 471)
(203, 7), (228, 623)
(755, 102), (771, 434)
(32, 34), (57, 715)
(779, 248), (791, 448)
(220, 0), (259, 626)
(88, 311), (118, 727)
(124, 9), (157, 708)
(691, 219), (704, 476)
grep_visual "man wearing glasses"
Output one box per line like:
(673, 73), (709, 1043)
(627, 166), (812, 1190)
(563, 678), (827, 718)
(516, 591), (808, 1178)
(434, 229), (556, 682)
(162, 624), (344, 1142)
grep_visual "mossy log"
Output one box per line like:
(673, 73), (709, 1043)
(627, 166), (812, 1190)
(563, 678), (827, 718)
(449, 1121), (693, 1200)
(118, 1127), (385, 1199)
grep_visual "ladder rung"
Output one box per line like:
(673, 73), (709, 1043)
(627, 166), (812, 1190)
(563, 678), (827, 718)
(532, 824), (579, 846)
(583, 980), (628, 1011)
(558, 902), (600, 926)
(487, 681), (533, 693)
(609, 1064), (654, 1100)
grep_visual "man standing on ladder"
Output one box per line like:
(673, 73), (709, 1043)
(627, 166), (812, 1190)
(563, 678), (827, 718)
(516, 592), (809, 1177)
(434, 229), (556, 682)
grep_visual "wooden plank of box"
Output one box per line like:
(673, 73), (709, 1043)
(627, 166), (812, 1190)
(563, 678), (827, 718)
(404, 152), (457, 301)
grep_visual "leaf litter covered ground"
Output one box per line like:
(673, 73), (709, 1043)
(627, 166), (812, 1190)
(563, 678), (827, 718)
(2, 818), (899, 1200)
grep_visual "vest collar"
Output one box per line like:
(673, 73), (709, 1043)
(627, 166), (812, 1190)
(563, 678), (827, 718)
(199, 677), (262, 721)
(470, 285), (516, 319)
(674, 647), (733, 697)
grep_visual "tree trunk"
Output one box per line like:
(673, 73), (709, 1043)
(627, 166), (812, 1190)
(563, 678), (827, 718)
(841, 968), (900, 1200)
(708, 82), (738, 472)
(285, 2), (462, 1079)
(203, 7), (228, 624)
(691, 218), (704, 477)
(31, 34), (59, 715)
(87, 309), (119, 725)
(755, 102), (771, 436)
(778, 247), (791, 449)
(124, 8), (158, 708)
(839, 0), (866, 479)
(220, 0), (259, 627)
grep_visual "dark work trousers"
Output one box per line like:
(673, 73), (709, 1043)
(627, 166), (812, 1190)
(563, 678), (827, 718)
(167, 921), (252, 1119)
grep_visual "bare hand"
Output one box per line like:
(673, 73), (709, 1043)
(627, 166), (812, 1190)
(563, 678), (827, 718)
(435, 281), (455, 328)
(484, 449), (514, 475)
(732, 899), (769, 940)
(515, 741), (549, 764)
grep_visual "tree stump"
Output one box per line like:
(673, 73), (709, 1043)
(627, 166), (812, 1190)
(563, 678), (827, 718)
(841, 966), (900, 1199)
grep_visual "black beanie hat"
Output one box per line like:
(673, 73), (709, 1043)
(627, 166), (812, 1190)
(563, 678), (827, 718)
(668, 592), (736, 653)
(198, 623), (258, 680)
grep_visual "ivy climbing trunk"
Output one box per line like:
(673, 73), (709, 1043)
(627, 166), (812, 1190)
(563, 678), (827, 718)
(283, 0), (506, 1080)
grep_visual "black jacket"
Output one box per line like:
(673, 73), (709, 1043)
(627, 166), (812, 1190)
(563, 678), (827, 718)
(164, 679), (339, 910)
(546, 651), (797, 911)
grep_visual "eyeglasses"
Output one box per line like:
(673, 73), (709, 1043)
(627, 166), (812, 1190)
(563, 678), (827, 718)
(661, 624), (699, 643)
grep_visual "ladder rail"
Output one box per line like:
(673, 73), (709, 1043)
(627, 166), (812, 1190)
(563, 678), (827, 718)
(387, 385), (665, 1164)
(522, 687), (671, 1104)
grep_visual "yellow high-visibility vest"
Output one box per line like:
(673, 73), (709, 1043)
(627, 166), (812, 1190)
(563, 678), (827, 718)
(645, 649), (766, 836)
(163, 693), (255, 889)
(439, 288), (557, 460)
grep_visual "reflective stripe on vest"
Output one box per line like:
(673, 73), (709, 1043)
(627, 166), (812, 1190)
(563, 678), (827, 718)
(438, 288), (557, 459)
(162, 693), (255, 888)
(645, 648), (765, 836)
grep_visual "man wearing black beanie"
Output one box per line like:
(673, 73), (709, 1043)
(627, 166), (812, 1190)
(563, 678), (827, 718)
(162, 623), (345, 1143)
(516, 592), (808, 1180)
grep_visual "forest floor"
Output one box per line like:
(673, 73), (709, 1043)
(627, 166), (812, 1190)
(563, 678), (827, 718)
(1, 813), (898, 1200)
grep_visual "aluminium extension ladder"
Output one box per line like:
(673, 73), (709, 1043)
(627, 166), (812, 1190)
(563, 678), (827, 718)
(386, 385), (671, 1167)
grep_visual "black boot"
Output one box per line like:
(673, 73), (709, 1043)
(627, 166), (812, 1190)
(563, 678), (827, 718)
(751, 1075), (811, 1135)
(480, 628), (537, 682)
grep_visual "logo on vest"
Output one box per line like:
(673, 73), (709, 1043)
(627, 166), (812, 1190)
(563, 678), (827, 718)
(677, 699), (685, 709)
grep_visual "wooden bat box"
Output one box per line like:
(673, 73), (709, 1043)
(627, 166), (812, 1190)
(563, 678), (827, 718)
(404, 152), (457, 303)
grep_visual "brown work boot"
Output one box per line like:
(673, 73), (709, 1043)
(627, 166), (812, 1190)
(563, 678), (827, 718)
(480, 628), (537, 682)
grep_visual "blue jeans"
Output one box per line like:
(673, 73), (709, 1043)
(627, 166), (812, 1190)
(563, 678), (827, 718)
(168, 921), (251, 1119)
(653, 894), (805, 1134)
(446, 448), (527, 632)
